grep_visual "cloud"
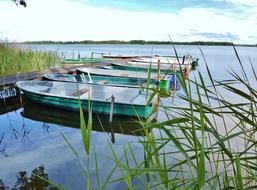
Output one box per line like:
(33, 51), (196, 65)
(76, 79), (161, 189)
(191, 32), (240, 41)
(226, 0), (257, 7)
(248, 35), (257, 39)
(0, 0), (256, 44)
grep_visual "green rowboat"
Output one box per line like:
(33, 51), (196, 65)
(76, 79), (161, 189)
(76, 68), (171, 92)
(102, 62), (185, 75)
(43, 73), (170, 93)
(63, 57), (112, 64)
(16, 81), (157, 118)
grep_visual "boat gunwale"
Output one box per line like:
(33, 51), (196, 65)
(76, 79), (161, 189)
(21, 90), (154, 118)
(42, 73), (160, 89)
(112, 62), (187, 70)
(77, 67), (171, 81)
(129, 60), (192, 66)
(16, 81), (156, 107)
(131, 57), (192, 65)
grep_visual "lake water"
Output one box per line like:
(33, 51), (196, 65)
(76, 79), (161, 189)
(0, 44), (256, 189)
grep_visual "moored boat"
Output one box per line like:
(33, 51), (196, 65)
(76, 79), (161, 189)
(16, 81), (157, 118)
(63, 57), (112, 64)
(126, 61), (191, 70)
(43, 73), (170, 92)
(77, 67), (166, 79)
(76, 67), (173, 92)
(131, 55), (198, 67)
(102, 62), (188, 75)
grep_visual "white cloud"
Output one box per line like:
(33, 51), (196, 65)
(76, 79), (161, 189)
(0, 0), (256, 44)
(226, 0), (257, 6)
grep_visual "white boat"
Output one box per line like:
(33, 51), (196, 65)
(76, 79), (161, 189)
(131, 55), (198, 67)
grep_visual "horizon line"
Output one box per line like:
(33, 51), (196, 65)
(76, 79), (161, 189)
(7, 40), (257, 46)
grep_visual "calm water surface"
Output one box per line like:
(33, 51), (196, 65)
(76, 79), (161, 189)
(0, 44), (256, 189)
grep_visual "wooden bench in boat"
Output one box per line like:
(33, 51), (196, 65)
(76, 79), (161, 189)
(70, 88), (89, 96)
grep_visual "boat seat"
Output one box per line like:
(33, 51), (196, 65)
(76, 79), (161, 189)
(39, 87), (51, 93)
(70, 88), (89, 96)
(58, 77), (69, 81)
(98, 80), (109, 85)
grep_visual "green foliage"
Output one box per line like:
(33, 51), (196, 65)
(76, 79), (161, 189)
(0, 43), (59, 76)
(79, 100), (92, 156)
(58, 46), (256, 189)
(21, 40), (252, 46)
(102, 48), (256, 189)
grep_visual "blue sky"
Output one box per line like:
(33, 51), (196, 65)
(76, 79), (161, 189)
(84, 0), (249, 13)
(0, 0), (256, 44)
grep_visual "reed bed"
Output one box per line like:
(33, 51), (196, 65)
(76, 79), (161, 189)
(0, 43), (59, 77)
(45, 47), (256, 189)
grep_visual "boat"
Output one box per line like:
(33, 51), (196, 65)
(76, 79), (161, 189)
(131, 57), (184, 64)
(131, 55), (199, 67)
(76, 67), (173, 92)
(21, 100), (149, 138)
(77, 67), (167, 79)
(126, 61), (191, 70)
(16, 81), (157, 118)
(63, 57), (112, 64)
(43, 73), (163, 89)
(102, 62), (188, 75)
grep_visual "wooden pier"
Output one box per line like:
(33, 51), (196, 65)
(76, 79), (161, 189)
(0, 63), (108, 87)
(0, 63), (109, 101)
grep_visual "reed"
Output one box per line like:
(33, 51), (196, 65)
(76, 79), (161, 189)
(50, 47), (256, 189)
(0, 43), (59, 77)
(104, 48), (255, 189)
(142, 49), (254, 188)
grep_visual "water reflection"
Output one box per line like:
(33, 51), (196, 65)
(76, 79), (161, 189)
(0, 95), (22, 115)
(21, 100), (148, 143)
(0, 165), (57, 190)
(0, 98), (148, 189)
(0, 133), (7, 157)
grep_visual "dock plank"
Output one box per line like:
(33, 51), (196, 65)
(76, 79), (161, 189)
(0, 63), (108, 88)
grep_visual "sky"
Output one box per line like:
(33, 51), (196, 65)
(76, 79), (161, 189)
(0, 0), (256, 44)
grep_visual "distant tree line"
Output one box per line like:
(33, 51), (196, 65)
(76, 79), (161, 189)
(19, 40), (257, 46)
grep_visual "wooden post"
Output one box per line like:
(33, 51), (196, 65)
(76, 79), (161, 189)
(109, 95), (115, 123)
(183, 65), (189, 78)
(157, 59), (160, 82)
(108, 95), (115, 143)
(154, 59), (160, 116)
(19, 89), (23, 105)
(174, 74), (177, 91)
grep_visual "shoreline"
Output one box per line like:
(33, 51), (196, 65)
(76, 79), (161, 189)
(10, 41), (257, 47)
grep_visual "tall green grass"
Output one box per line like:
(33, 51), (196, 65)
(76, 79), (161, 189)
(0, 43), (59, 76)
(52, 47), (256, 189)
(111, 48), (256, 189)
